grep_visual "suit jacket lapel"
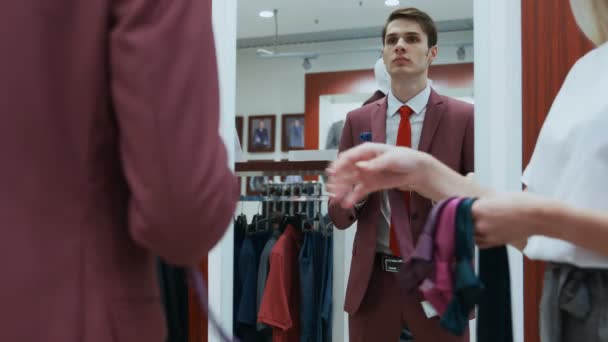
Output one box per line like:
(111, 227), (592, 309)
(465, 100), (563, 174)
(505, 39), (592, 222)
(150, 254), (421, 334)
(371, 97), (387, 144)
(418, 89), (446, 153)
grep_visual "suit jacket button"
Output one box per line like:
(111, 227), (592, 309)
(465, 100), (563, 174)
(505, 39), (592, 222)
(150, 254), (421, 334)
(349, 215), (355, 221)
(411, 213), (419, 220)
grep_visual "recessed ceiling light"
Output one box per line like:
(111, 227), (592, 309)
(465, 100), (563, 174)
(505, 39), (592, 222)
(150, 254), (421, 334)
(259, 10), (274, 18)
(385, 0), (400, 6)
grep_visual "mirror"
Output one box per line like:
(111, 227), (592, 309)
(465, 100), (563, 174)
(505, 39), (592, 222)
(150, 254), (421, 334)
(234, 1), (474, 341)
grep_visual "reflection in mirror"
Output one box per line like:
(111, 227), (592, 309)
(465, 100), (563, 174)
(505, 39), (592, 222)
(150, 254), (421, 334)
(233, 1), (479, 341)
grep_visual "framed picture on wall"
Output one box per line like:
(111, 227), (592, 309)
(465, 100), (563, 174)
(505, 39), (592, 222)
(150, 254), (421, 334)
(235, 116), (244, 147)
(281, 113), (306, 152)
(248, 115), (276, 153)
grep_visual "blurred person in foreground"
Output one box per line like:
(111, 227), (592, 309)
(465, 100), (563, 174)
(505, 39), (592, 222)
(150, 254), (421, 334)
(0, 0), (237, 341)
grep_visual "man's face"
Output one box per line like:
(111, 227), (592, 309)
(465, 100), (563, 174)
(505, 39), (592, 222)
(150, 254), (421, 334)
(382, 19), (437, 79)
(294, 119), (300, 127)
(258, 121), (265, 129)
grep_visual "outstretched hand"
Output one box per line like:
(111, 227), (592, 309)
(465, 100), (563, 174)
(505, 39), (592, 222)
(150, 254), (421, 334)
(325, 143), (431, 208)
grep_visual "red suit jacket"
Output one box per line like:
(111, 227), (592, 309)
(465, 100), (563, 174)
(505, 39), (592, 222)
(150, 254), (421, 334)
(0, 1), (237, 341)
(329, 90), (474, 314)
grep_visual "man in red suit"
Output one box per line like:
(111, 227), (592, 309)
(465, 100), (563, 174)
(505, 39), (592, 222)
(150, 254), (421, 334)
(329, 7), (474, 341)
(0, 0), (237, 341)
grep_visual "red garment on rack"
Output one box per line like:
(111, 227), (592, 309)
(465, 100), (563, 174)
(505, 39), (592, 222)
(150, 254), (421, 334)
(257, 225), (303, 342)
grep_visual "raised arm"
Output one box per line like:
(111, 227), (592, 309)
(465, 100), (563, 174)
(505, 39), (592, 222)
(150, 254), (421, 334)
(327, 114), (363, 229)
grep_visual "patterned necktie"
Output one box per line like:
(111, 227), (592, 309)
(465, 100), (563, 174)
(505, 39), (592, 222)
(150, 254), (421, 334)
(389, 105), (414, 257)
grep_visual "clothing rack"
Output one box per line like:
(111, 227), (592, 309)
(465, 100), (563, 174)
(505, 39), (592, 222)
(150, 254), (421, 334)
(235, 160), (329, 177)
(233, 161), (335, 342)
(240, 181), (326, 227)
(236, 160), (330, 225)
(240, 181), (327, 201)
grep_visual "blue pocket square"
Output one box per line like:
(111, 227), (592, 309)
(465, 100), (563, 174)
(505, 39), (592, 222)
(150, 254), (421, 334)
(359, 131), (372, 142)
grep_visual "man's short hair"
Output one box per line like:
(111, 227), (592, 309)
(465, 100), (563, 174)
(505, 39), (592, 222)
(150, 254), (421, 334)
(381, 7), (438, 48)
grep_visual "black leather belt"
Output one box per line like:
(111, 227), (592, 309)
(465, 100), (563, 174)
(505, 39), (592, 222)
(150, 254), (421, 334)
(376, 253), (403, 273)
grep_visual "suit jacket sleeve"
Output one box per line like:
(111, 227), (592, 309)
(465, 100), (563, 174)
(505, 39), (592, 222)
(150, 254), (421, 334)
(461, 109), (475, 174)
(328, 114), (360, 230)
(109, 0), (237, 265)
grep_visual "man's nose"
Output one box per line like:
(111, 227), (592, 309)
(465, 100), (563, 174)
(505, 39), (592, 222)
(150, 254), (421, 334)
(394, 38), (407, 53)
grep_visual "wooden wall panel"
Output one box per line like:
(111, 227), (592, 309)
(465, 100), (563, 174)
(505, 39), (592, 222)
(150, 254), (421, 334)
(521, 1), (593, 341)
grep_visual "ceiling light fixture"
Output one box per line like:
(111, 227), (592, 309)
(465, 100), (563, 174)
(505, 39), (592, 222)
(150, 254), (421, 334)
(259, 10), (274, 18)
(457, 46), (466, 61)
(302, 58), (312, 71)
(385, 0), (400, 6)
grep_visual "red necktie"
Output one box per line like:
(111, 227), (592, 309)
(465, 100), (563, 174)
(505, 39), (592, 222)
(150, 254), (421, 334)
(389, 105), (414, 257)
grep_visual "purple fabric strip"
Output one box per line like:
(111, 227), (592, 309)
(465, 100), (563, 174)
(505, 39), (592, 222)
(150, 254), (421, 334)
(399, 197), (455, 292)
(188, 267), (241, 342)
(420, 198), (463, 315)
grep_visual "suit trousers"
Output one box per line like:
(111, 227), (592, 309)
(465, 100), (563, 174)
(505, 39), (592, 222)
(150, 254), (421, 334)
(349, 255), (469, 342)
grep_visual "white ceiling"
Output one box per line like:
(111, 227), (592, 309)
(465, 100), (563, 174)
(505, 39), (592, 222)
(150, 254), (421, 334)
(237, 0), (473, 39)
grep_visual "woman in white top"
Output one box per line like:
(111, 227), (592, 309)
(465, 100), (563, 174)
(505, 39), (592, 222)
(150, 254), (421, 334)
(326, 0), (608, 340)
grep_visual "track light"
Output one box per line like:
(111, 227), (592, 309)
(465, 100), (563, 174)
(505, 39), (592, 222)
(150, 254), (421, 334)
(302, 58), (312, 71)
(457, 46), (466, 61)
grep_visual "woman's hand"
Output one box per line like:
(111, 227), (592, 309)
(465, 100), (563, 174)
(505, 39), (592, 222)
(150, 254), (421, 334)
(325, 143), (433, 208)
(472, 192), (548, 249)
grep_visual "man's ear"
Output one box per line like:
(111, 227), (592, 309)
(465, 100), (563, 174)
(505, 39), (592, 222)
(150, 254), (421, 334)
(427, 46), (438, 63)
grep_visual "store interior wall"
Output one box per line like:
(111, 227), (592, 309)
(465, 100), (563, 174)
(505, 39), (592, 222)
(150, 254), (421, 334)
(236, 31), (474, 164)
(208, 0), (237, 340)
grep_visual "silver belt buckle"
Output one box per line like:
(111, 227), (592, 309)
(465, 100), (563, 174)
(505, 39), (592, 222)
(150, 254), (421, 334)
(384, 257), (403, 273)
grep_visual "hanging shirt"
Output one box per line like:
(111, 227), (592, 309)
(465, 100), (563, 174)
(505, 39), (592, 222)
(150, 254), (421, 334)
(256, 230), (280, 331)
(238, 230), (272, 341)
(234, 217), (248, 337)
(522, 41), (608, 268)
(319, 234), (333, 342)
(299, 233), (317, 342)
(258, 225), (303, 342)
(237, 238), (258, 326)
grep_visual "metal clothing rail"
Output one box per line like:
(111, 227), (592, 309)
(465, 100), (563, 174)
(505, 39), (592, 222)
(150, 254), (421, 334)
(239, 196), (329, 202)
(240, 180), (326, 221)
(235, 160), (329, 177)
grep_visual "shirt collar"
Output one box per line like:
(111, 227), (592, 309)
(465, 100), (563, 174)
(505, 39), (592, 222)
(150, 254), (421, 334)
(388, 84), (432, 117)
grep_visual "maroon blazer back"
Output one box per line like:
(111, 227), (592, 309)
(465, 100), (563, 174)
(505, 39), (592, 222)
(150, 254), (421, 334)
(0, 1), (237, 341)
(329, 90), (474, 314)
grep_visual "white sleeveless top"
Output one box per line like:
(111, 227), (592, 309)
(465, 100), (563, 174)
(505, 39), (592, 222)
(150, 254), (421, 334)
(522, 41), (608, 268)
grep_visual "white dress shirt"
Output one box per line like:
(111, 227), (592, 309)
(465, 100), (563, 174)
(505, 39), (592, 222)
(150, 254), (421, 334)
(522, 41), (608, 268)
(377, 84), (431, 254)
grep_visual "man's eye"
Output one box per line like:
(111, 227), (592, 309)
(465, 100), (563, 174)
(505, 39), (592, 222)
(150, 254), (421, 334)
(406, 36), (420, 44)
(387, 38), (397, 44)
